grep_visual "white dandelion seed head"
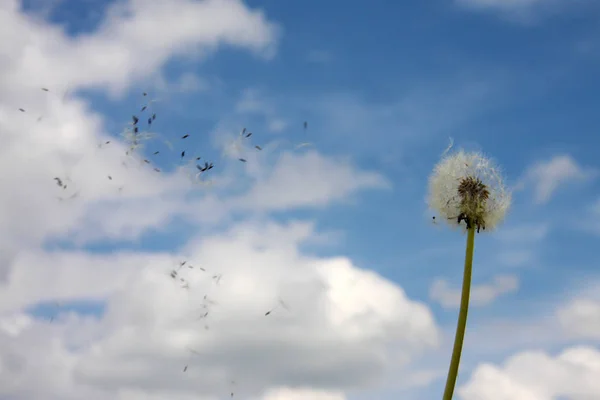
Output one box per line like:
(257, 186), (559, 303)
(428, 149), (511, 232)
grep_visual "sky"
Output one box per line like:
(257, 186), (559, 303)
(1, 0), (600, 399)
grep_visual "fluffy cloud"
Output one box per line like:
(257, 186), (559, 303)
(261, 388), (345, 400)
(0, 0), (279, 97)
(430, 275), (519, 309)
(0, 0), (280, 267)
(518, 155), (595, 204)
(557, 298), (600, 340)
(459, 346), (600, 400)
(0, 220), (439, 399)
(0, 2), (439, 399)
(228, 150), (391, 212)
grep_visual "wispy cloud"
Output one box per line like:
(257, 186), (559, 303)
(306, 50), (333, 64)
(516, 155), (596, 204)
(430, 275), (519, 309)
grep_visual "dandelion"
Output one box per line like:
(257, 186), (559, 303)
(428, 149), (511, 400)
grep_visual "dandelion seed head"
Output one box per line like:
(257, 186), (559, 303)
(428, 149), (511, 232)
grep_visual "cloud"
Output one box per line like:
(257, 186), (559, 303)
(580, 197), (600, 236)
(227, 150), (391, 212)
(267, 118), (288, 133)
(0, 5), (440, 398)
(430, 275), (519, 309)
(261, 387), (345, 400)
(493, 223), (549, 267)
(458, 346), (600, 400)
(306, 50), (333, 65)
(557, 298), (600, 340)
(0, 221), (439, 399)
(456, 0), (543, 12)
(518, 155), (595, 204)
(1, 0), (279, 97)
(494, 223), (550, 244)
(152, 72), (210, 95)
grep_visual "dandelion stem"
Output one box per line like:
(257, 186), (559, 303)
(442, 226), (475, 400)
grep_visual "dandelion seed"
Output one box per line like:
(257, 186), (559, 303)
(181, 151), (185, 158)
(295, 142), (313, 150)
(153, 151), (159, 155)
(42, 88), (49, 92)
(141, 106), (147, 112)
(245, 132), (252, 138)
(154, 168), (161, 172)
(132, 116), (139, 125)
(182, 134), (189, 139)
(108, 176), (112, 180)
(19, 108), (25, 112)
(239, 158), (247, 163)
(255, 145), (262, 150)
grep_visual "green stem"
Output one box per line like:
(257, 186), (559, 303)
(442, 227), (476, 400)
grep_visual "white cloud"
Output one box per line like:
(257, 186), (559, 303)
(557, 298), (600, 340)
(0, 221), (439, 399)
(261, 387), (345, 400)
(430, 275), (519, 309)
(152, 72), (210, 95)
(1, 0), (279, 98)
(496, 250), (535, 268)
(0, 4), (438, 398)
(227, 150), (391, 212)
(459, 346), (600, 400)
(518, 155), (595, 204)
(0, 0), (280, 260)
(268, 118), (288, 133)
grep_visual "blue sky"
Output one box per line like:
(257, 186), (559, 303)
(3, 0), (600, 399)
